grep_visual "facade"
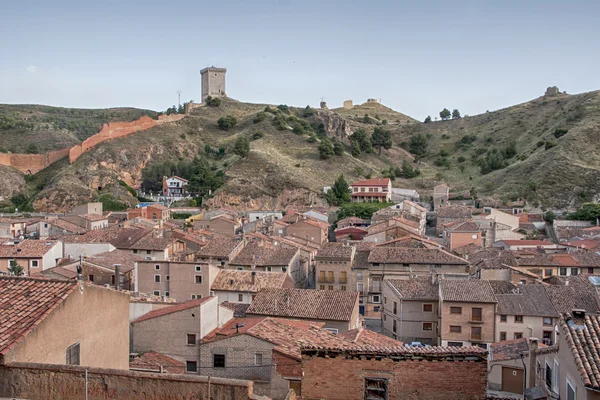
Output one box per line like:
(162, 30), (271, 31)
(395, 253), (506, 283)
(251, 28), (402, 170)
(228, 243), (303, 285)
(210, 270), (295, 304)
(349, 178), (392, 203)
(200, 66), (227, 101)
(61, 214), (109, 230)
(285, 218), (329, 246)
(439, 279), (497, 349)
(127, 204), (171, 221)
(193, 215), (240, 237)
(0, 239), (63, 275)
(442, 220), (483, 251)
(315, 243), (355, 292)
(0, 276), (130, 369)
(162, 176), (188, 197)
(433, 183), (450, 210)
(436, 204), (473, 234)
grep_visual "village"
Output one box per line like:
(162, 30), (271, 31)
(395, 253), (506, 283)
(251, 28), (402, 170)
(1, 172), (600, 400)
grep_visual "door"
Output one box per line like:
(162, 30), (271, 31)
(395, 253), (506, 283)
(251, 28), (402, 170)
(289, 380), (301, 396)
(501, 367), (524, 394)
(359, 305), (365, 315)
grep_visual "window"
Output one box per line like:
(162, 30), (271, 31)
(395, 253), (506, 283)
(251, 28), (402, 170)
(195, 265), (202, 272)
(500, 315), (507, 322)
(571, 268), (579, 276)
(146, 250), (151, 255)
(166, 275), (170, 281)
(341, 286), (346, 291)
(566, 379), (576, 400)
(209, 291), (214, 296)
(514, 332), (523, 339)
(327, 271), (334, 283)
(500, 332), (507, 341)
(545, 268), (553, 277)
(364, 378), (388, 400)
(383, 314), (386, 321)
(88, 275), (94, 282)
(319, 285), (325, 290)
(213, 354), (225, 368)
(328, 285), (334, 290)
(472, 307), (482, 322)
(340, 271), (347, 284)
(472, 234), (478, 239)
(423, 322), (433, 331)
(153, 290), (160, 296)
(450, 325), (461, 333)
(393, 319), (397, 333)
(450, 307), (462, 314)
(195, 275), (203, 284)
(186, 361), (197, 372)
(154, 274), (161, 283)
(448, 342), (463, 347)
(559, 267), (567, 276)
(357, 272), (363, 281)
(30, 260), (39, 268)
(255, 353), (263, 366)
(133, 249), (138, 254)
(515, 315), (523, 323)
(372, 295), (380, 303)
(238, 294), (243, 302)
(66, 342), (80, 365)
(423, 304), (433, 312)
(554, 360), (560, 393)
(187, 334), (196, 345)
(545, 362), (552, 389)
(471, 327), (482, 341)
(191, 294), (202, 299)
(154, 264), (160, 270)
(393, 301), (398, 314)
(543, 317), (553, 326)
(324, 328), (339, 334)
(357, 283), (364, 293)
(165, 291), (169, 297)
(589, 267), (595, 275)
(319, 271), (325, 283)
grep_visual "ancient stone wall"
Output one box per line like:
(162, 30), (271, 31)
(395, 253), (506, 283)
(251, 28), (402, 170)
(0, 362), (262, 400)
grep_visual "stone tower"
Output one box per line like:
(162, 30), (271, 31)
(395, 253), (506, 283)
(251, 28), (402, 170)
(200, 66), (227, 101)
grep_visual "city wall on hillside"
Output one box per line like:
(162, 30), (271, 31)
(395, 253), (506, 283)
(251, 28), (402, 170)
(0, 113), (185, 174)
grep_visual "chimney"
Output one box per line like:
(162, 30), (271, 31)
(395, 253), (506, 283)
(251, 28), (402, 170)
(305, 234), (309, 246)
(572, 309), (586, 325)
(251, 271), (256, 284)
(114, 264), (121, 290)
(528, 338), (539, 388)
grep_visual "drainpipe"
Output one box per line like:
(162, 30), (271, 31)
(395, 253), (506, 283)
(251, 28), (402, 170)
(399, 299), (404, 340)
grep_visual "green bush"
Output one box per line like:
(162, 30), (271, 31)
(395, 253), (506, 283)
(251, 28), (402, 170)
(277, 104), (290, 113)
(118, 180), (137, 197)
(252, 130), (264, 140)
(233, 136), (250, 157)
(205, 96), (221, 107)
(25, 143), (39, 154)
(333, 142), (344, 156)
(457, 156), (466, 163)
(308, 134), (317, 143)
(172, 213), (192, 220)
(545, 140), (557, 150)
(253, 112), (267, 123)
(318, 139), (334, 159)
(303, 106), (314, 117)
(408, 134), (428, 157)
(553, 128), (568, 138)
(217, 116), (237, 131)
(99, 194), (128, 211)
(337, 202), (393, 220)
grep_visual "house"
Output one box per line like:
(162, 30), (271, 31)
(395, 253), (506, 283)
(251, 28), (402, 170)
(128, 204), (171, 221)
(29, 218), (87, 238)
(442, 220), (483, 251)
(493, 239), (563, 251)
(228, 243), (302, 286)
(362, 217), (419, 243)
(334, 226), (368, 241)
(436, 204), (472, 234)
(371, 200), (427, 236)
(195, 237), (244, 267)
(0, 217), (40, 239)
(247, 210), (283, 222)
(135, 260), (222, 300)
(336, 216), (370, 229)
(129, 232), (182, 261)
(439, 279), (497, 348)
(492, 282), (559, 345)
(302, 210), (329, 223)
(382, 277), (439, 344)
(473, 208), (525, 245)
(129, 351), (185, 374)
(210, 269), (295, 304)
(131, 297), (233, 373)
(162, 176), (188, 197)
(246, 288), (361, 333)
(367, 246), (470, 276)
(349, 178), (392, 203)
(315, 243), (355, 292)
(285, 217), (329, 246)
(300, 345), (488, 400)
(433, 183), (450, 210)
(391, 187), (420, 202)
(274, 235), (321, 278)
(60, 214), (109, 231)
(0, 239), (63, 275)
(487, 337), (539, 394)
(67, 202), (103, 216)
(0, 276), (129, 369)
(193, 214), (240, 237)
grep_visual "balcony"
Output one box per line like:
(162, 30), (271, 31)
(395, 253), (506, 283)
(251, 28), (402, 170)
(469, 317), (484, 324)
(369, 282), (382, 293)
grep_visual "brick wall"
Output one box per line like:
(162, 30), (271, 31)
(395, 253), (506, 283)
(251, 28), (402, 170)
(0, 362), (262, 400)
(301, 352), (487, 400)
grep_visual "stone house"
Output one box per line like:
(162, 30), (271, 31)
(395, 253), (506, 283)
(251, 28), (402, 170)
(195, 237), (244, 267)
(228, 243), (303, 286)
(349, 178), (392, 203)
(0, 217), (39, 238)
(371, 200), (427, 236)
(61, 214), (109, 230)
(493, 239), (559, 251)
(382, 277), (439, 344)
(131, 296), (233, 374)
(0, 276), (130, 369)
(127, 204), (171, 221)
(135, 260), (221, 301)
(0, 239), (63, 275)
(300, 345), (488, 400)
(315, 243), (355, 292)
(68, 202), (103, 216)
(28, 218), (87, 238)
(246, 288), (361, 333)
(193, 215), (240, 237)
(487, 337), (536, 394)
(210, 270), (295, 304)
(362, 217), (420, 243)
(439, 279), (497, 349)
(336, 216), (370, 229)
(436, 204), (472, 234)
(285, 218), (329, 246)
(442, 220), (483, 251)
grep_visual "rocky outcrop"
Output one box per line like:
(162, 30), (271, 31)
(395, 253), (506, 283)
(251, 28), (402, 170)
(0, 166), (27, 200)
(312, 109), (353, 142)
(205, 188), (327, 210)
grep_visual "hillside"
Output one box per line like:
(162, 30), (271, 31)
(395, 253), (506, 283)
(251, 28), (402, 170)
(0, 89), (599, 212)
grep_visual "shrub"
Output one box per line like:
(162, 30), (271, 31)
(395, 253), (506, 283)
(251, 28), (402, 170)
(424, 116), (432, 123)
(205, 96), (221, 107)
(308, 134), (317, 143)
(273, 115), (288, 130)
(457, 156), (466, 163)
(408, 134), (428, 157)
(252, 130), (264, 140)
(277, 104), (290, 113)
(553, 128), (568, 138)
(536, 140), (545, 148)
(303, 106), (314, 117)
(439, 149), (449, 157)
(350, 129), (373, 155)
(253, 112), (267, 123)
(434, 156), (451, 168)
(25, 143), (39, 154)
(233, 136), (250, 157)
(217, 116), (237, 131)
(293, 125), (305, 135)
(98, 194), (127, 211)
(333, 142), (344, 156)
(118, 180), (137, 197)
(318, 139), (334, 159)
(456, 134), (477, 149)
(545, 140), (557, 150)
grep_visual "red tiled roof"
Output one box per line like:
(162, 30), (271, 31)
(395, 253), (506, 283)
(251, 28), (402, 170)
(563, 240), (600, 250)
(350, 178), (391, 187)
(301, 344), (487, 359)
(500, 240), (554, 246)
(490, 338), (531, 361)
(51, 219), (87, 234)
(132, 297), (214, 324)
(210, 270), (292, 293)
(79, 214), (108, 222)
(129, 350), (185, 374)
(368, 247), (468, 265)
(0, 277), (78, 356)
(350, 192), (388, 197)
(440, 279), (497, 303)
(560, 313), (600, 389)
(339, 328), (403, 347)
(0, 240), (60, 258)
(230, 243), (298, 267)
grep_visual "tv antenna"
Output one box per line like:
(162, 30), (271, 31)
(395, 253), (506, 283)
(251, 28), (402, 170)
(176, 90), (182, 107)
(232, 322), (246, 333)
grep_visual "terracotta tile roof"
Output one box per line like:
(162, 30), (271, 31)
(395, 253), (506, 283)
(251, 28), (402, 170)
(496, 285), (558, 317)
(447, 220), (481, 233)
(368, 247), (468, 265)
(40, 266), (79, 280)
(129, 233), (173, 251)
(132, 297), (214, 324)
(512, 252), (558, 267)
(488, 280), (518, 294)
(79, 214), (108, 222)
(0, 276), (78, 356)
(246, 288), (359, 322)
(301, 344), (488, 359)
(129, 350), (185, 374)
(545, 285), (600, 314)
(377, 235), (441, 249)
(230, 243), (298, 267)
(563, 240), (600, 250)
(352, 246), (373, 269)
(490, 338), (530, 361)
(220, 302), (249, 317)
(295, 218), (329, 229)
(61, 226), (147, 245)
(337, 217), (370, 228)
(385, 277), (439, 301)
(570, 251), (600, 267)
(84, 250), (145, 273)
(350, 178), (391, 187)
(210, 270), (292, 293)
(453, 243), (483, 256)
(500, 240), (554, 246)
(147, 204), (168, 211)
(350, 192), (388, 198)
(339, 328), (403, 347)
(440, 279), (497, 303)
(196, 238), (243, 259)
(437, 205), (472, 219)
(51, 219), (87, 234)
(315, 243), (355, 260)
(0, 240), (60, 258)
(275, 236), (320, 252)
(560, 313), (600, 389)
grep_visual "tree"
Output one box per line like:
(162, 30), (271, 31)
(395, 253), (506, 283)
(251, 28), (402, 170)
(408, 134), (428, 157)
(333, 141), (344, 156)
(318, 139), (334, 159)
(568, 203), (600, 221)
(400, 159), (420, 178)
(205, 96), (221, 107)
(25, 143), (39, 154)
(325, 175), (351, 206)
(217, 115), (237, 131)
(303, 105), (314, 117)
(371, 127), (392, 155)
(233, 136), (250, 157)
(452, 109), (461, 119)
(8, 261), (23, 276)
(424, 115), (432, 123)
(439, 108), (451, 120)
(543, 211), (556, 222)
(350, 129), (373, 155)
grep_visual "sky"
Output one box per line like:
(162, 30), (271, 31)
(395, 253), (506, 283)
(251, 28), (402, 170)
(1, 0), (599, 119)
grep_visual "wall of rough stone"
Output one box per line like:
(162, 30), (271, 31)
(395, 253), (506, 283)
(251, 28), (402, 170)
(0, 362), (262, 400)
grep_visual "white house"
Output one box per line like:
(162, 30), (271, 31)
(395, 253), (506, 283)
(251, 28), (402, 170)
(162, 176), (189, 197)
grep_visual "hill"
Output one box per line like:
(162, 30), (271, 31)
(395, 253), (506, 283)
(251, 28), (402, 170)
(0, 89), (599, 212)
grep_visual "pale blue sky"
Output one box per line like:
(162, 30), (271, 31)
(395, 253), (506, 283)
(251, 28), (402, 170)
(1, 0), (598, 119)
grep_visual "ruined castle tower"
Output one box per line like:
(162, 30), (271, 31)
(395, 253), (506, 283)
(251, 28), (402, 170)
(200, 66), (227, 101)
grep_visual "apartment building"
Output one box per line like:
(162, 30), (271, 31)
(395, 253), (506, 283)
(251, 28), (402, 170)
(315, 243), (355, 291)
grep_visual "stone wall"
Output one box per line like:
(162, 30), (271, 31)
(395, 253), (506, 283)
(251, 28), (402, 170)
(0, 362), (264, 400)
(0, 114), (185, 175)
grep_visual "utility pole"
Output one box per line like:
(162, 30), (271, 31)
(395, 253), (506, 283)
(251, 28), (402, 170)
(177, 90), (182, 107)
